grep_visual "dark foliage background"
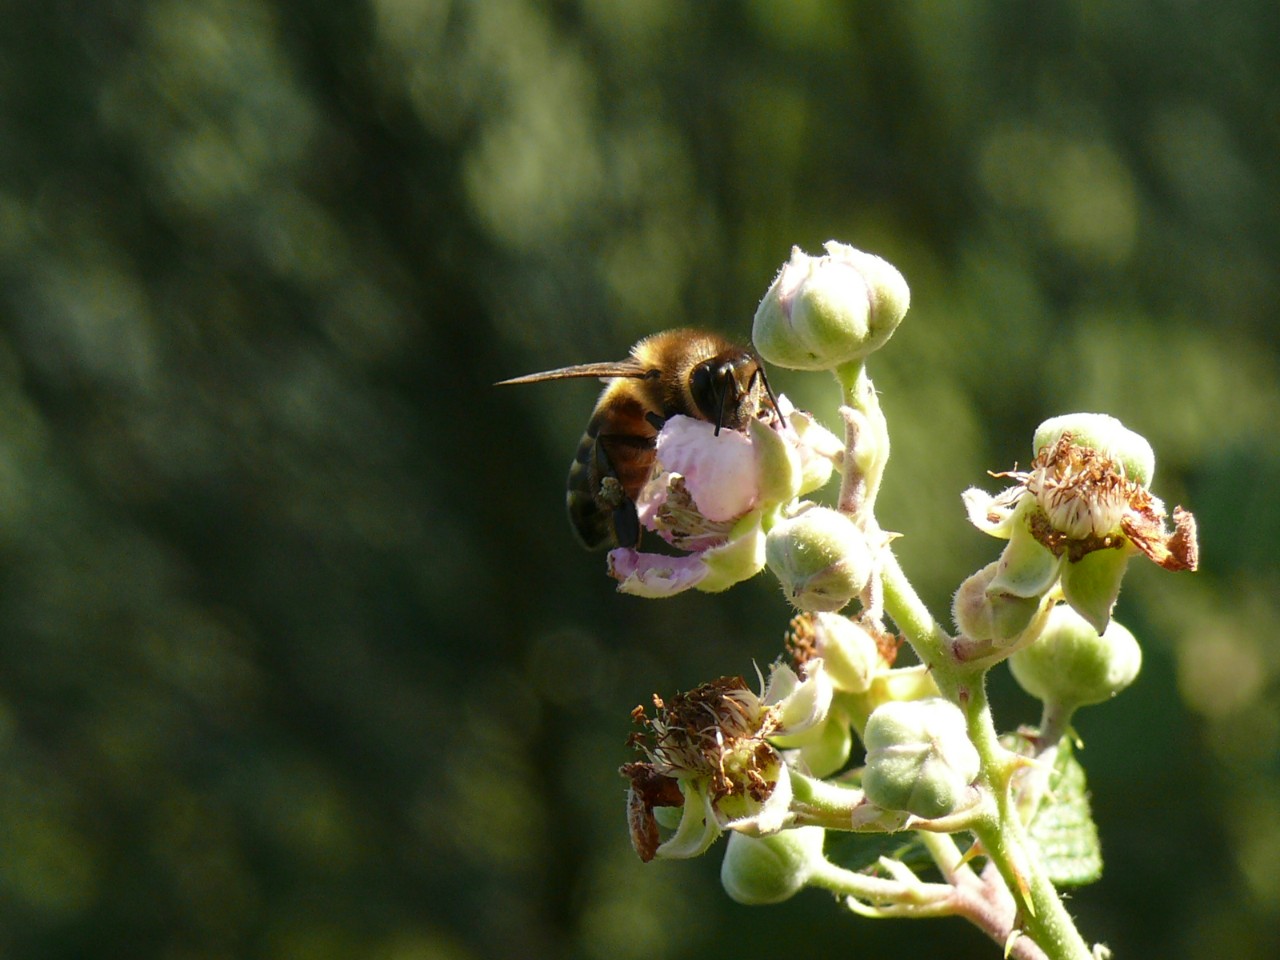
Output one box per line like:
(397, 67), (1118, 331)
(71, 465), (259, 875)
(1, 1), (1277, 958)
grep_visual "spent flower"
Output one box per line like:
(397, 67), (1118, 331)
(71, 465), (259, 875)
(963, 413), (1198, 632)
(787, 611), (884, 694)
(621, 661), (833, 861)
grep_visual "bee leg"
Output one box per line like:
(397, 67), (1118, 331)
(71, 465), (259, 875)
(593, 455), (641, 549)
(595, 434), (653, 550)
(611, 493), (641, 548)
(644, 411), (665, 431)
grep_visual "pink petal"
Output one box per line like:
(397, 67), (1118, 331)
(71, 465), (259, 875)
(633, 474), (673, 538)
(608, 548), (709, 597)
(655, 417), (758, 522)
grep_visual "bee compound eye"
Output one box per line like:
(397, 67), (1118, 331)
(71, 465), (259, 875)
(689, 361), (721, 421)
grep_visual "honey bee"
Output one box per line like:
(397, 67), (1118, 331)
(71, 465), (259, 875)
(498, 329), (782, 550)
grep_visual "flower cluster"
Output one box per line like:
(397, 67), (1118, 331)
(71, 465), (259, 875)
(540, 241), (1202, 959)
(607, 400), (843, 598)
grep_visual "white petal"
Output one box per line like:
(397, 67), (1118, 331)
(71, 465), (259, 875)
(655, 783), (722, 859)
(769, 660), (833, 735)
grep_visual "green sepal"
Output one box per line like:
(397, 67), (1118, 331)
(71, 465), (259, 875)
(697, 515), (767, 593)
(750, 416), (802, 507)
(989, 510), (1062, 599)
(770, 706), (853, 779)
(1060, 547), (1130, 634)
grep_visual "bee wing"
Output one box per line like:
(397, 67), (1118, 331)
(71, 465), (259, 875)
(496, 358), (651, 386)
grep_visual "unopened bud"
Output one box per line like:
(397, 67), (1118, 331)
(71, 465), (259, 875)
(953, 561), (1043, 644)
(720, 827), (827, 905)
(808, 613), (881, 693)
(752, 242), (909, 371)
(766, 507), (873, 612)
(1008, 604), (1142, 710)
(862, 699), (979, 819)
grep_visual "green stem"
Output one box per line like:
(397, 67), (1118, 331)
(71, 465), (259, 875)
(787, 771), (863, 829)
(806, 857), (955, 916)
(830, 360), (1092, 958)
(961, 684), (1094, 960)
(1015, 700), (1078, 824)
(832, 359), (867, 407)
(879, 544), (955, 670)
(832, 360), (889, 520)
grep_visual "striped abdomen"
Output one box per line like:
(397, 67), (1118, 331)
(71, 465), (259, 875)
(566, 384), (662, 550)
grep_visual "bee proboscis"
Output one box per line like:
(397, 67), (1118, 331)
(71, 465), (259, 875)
(498, 329), (781, 549)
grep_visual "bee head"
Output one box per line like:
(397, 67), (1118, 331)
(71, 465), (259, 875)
(690, 350), (781, 434)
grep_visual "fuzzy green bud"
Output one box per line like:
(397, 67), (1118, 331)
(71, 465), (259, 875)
(766, 507), (873, 612)
(720, 827), (827, 905)
(808, 613), (881, 693)
(752, 242), (910, 371)
(953, 561), (1043, 644)
(862, 699), (980, 819)
(1009, 604), (1142, 709)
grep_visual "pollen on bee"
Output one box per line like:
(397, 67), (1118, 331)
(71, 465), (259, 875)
(597, 476), (626, 508)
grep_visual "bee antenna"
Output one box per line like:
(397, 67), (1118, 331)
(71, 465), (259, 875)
(715, 371), (731, 436)
(753, 361), (787, 428)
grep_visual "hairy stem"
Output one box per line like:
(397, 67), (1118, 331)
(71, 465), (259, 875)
(836, 363), (1093, 960)
(961, 684), (1094, 960)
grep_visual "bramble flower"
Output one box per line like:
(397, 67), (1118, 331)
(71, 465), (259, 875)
(963, 414), (1198, 632)
(621, 661), (833, 862)
(608, 398), (840, 598)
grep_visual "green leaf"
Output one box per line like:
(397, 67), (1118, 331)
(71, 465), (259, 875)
(1026, 740), (1103, 887)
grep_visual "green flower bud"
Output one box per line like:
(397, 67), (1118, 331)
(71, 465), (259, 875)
(808, 613), (881, 693)
(1033, 413), (1155, 487)
(953, 561), (1044, 644)
(752, 242), (910, 371)
(769, 707), (853, 779)
(720, 827), (827, 905)
(862, 699), (980, 819)
(766, 507), (873, 612)
(1009, 604), (1142, 709)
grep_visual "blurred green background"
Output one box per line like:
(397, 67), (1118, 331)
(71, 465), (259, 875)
(1, 0), (1277, 957)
